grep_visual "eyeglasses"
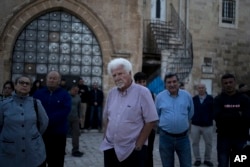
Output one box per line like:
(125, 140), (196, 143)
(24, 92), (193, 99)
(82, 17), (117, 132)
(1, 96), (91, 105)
(4, 87), (12, 90)
(18, 80), (30, 86)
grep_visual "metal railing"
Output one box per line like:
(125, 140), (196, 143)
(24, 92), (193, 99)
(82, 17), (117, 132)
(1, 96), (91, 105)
(170, 3), (193, 59)
(170, 3), (193, 81)
(143, 3), (194, 85)
(143, 19), (171, 54)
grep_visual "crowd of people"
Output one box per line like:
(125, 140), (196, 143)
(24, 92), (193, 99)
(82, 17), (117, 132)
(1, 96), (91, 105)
(0, 57), (250, 167)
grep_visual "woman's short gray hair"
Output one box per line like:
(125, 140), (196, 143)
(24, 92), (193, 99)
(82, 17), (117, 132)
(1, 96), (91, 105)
(107, 58), (133, 75)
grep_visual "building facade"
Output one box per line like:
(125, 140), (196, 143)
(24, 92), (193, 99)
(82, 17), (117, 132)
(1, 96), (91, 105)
(0, 0), (250, 96)
(0, 0), (144, 95)
(173, 0), (250, 95)
(143, 0), (250, 96)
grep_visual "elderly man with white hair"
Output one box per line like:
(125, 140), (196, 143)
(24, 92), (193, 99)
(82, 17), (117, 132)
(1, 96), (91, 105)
(100, 58), (158, 167)
(191, 83), (214, 166)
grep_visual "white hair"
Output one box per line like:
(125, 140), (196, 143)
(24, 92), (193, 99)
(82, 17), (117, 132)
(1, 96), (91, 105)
(107, 58), (133, 75)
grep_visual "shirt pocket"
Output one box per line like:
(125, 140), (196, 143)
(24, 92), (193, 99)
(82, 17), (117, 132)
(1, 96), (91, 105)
(178, 102), (189, 116)
(123, 105), (141, 122)
(0, 138), (15, 155)
(30, 133), (44, 156)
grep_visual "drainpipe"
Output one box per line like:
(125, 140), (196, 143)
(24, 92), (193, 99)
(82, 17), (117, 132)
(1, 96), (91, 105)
(184, 0), (187, 57)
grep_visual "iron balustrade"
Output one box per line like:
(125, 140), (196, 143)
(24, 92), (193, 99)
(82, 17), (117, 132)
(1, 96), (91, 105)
(143, 3), (193, 82)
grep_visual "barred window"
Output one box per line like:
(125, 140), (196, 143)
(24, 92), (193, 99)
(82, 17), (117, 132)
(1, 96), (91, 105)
(219, 0), (238, 28)
(222, 0), (236, 24)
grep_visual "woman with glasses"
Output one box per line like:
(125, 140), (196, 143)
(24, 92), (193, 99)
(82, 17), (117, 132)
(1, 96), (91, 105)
(0, 81), (14, 100)
(0, 76), (49, 167)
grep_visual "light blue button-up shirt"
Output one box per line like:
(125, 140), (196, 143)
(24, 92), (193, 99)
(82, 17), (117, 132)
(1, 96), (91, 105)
(155, 89), (194, 134)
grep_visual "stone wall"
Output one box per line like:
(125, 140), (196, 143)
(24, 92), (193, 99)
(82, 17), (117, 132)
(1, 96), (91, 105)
(1, 0), (250, 96)
(172, 0), (250, 96)
(0, 0), (144, 94)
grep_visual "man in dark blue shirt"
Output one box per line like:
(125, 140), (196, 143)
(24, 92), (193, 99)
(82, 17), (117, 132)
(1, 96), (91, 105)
(34, 71), (71, 167)
(191, 83), (214, 166)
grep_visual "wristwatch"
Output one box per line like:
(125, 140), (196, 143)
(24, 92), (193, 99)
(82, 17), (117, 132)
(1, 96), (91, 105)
(135, 146), (142, 151)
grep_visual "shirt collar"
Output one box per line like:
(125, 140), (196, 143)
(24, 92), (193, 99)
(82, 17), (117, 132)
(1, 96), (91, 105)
(117, 82), (134, 96)
(199, 94), (207, 99)
(166, 89), (180, 97)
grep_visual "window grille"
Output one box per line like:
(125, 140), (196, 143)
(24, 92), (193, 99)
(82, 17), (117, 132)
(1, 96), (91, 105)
(12, 10), (103, 86)
(222, 0), (236, 24)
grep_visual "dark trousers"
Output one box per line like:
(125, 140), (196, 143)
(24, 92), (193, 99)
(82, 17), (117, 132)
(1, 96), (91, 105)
(69, 118), (80, 153)
(104, 146), (147, 167)
(89, 106), (102, 128)
(43, 133), (67, 167)
(217, 135), (246, 167)
(38, 161), (46, 167)
(147, 129), (156, 167)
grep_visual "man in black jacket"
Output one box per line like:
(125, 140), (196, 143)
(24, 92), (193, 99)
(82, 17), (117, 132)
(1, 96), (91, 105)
(191, 83), (214, 166)
(88, 82), (104, 131)
(77, 78), (90, 130)
(214, 73), (250, 167)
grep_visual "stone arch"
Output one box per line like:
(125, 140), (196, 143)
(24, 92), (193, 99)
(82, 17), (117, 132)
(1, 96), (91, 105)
(0, 0), (113, 86)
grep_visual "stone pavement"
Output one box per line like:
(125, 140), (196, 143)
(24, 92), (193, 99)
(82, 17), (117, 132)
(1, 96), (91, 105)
(64, 130), (218, 167)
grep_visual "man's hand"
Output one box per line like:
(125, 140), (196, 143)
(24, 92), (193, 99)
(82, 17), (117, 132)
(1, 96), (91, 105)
(135, 145), (142, 151)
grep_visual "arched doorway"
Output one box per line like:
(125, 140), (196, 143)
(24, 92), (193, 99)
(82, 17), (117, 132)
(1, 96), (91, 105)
(12, 10), (103, 87)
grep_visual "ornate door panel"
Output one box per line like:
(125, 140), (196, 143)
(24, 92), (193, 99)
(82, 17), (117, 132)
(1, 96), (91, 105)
(12, 10), (103, 86)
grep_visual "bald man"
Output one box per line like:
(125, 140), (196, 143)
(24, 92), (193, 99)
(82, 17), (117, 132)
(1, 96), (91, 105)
(191, 83), (214, 167)
(34, 71), (71, 167)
